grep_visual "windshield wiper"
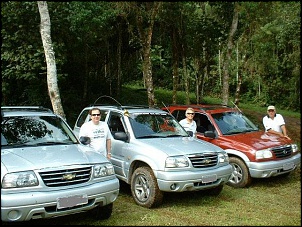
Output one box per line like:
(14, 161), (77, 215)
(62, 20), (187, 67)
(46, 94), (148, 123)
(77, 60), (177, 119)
(165, 134), (184, 138)
(136, 135), (165, 139)
(34, 141), (73, 146)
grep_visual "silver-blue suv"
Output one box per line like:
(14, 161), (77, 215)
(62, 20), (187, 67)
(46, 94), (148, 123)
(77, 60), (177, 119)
(73, 102), (233, 208)
(1, 106), (119, 222)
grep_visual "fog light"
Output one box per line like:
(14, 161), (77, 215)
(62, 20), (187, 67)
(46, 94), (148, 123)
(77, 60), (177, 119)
(8, 210), (21, 220)
(170, 183), (177, 190)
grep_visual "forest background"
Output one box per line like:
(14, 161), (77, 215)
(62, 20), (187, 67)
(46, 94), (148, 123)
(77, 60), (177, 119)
(1, 2), (300, 126)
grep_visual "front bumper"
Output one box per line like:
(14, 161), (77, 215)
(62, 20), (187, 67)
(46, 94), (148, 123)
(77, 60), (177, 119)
(1, 178), (119, 222)
(248, 153), (301, 178)
(156, 164), (232, 192)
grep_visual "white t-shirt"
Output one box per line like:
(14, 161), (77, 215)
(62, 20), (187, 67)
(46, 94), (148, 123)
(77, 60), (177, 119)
(79, 121), (112, 156)
(179, 118), (197, 135)
(262, 113), (285, 133)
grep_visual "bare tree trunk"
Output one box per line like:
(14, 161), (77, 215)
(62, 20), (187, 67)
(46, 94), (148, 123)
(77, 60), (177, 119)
(172, 27), (179, 105)
(222, 3), (238, 106)
(234, 73), (242, 105)
(179, 11), (190, 105)
(37, 1), (65, 119)
(117, 22), (122, 97)
(136, 2), (162, 107)
(234, 47), (246, 105)
(181, 45), (190, 105)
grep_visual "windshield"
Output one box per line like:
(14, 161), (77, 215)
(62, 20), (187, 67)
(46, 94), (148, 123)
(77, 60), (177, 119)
(212, 112), (259, 135)
(1, 116), (78, 147)
(129, 113), (188, 138)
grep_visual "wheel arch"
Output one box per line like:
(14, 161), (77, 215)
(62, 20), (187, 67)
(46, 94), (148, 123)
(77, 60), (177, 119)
(225, 149), (251, 163)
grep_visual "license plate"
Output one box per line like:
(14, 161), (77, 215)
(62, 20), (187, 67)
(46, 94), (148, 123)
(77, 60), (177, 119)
(57, 194), (88, 209)
(283, 162), (294, 171)
(202, 174), (217, 183)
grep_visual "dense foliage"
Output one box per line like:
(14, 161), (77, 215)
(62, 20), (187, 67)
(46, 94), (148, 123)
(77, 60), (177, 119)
(1, 2), (300, 121)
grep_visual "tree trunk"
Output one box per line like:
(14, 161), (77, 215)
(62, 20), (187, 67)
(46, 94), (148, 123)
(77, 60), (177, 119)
(117, 22), (122, 97)
(136, 2), (162, 107)
(171, 27), (179, 105)
(37, 1), (65, 119)
(222, 3), (238, 106)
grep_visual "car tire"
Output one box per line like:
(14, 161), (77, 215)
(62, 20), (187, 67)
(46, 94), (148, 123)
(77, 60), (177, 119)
(90, 203), (113, 220)
(131, 166), (164, 208)
(227, 156), (252, 188)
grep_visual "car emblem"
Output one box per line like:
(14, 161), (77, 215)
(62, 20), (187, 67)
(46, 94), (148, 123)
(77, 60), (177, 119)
(62, 173), (76, 180)
(203, 159), (211, 164)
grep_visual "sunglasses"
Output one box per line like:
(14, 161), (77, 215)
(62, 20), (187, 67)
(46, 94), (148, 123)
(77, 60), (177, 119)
(91, 114), (101, 116)
(187, 113), (195, 115)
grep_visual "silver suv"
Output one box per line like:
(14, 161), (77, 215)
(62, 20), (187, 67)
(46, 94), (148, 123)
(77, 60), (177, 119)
(1, 106), (119, 222)
(73, 103), (233, 208)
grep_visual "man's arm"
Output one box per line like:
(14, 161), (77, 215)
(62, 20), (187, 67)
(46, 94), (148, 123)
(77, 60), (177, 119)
(106, 139), (112, 159)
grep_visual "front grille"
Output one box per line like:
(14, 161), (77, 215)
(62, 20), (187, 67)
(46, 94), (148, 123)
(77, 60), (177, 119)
(188, 153), (218, 168)
(39, 167), (92, 187)
(272, 145), (292, 158)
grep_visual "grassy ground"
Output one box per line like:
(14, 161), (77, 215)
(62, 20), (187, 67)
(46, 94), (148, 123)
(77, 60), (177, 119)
(5, 85), (301, 226)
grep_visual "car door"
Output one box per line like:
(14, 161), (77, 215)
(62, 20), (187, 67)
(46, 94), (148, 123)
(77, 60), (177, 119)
(107, 112), (130, 180)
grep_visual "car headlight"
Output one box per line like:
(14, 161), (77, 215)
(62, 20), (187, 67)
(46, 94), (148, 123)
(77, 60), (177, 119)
(291, 144), (298, 153)
(94, 163), (115, 177)
(256, 149), (273, 160)
(165, 156), (189, 168)
(218, 152), (229, 163)
(2, 171), (39, 189)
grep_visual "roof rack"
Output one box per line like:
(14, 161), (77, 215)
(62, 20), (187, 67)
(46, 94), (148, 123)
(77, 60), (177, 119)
(88, 104), (156, 110)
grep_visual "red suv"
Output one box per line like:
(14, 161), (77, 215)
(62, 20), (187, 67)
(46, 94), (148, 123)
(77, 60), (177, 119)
(163, 104), (301, 188)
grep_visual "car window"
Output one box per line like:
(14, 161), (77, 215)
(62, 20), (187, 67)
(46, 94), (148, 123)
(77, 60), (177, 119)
(2, 116), (77, 146)
(129, 113), (186, 138)
(172, 110), (186, 121)
(108, 113), (125, 135)
(212, 112), (258, 135)
(76, 109), (90, 127)
(194, 113), (214, 133)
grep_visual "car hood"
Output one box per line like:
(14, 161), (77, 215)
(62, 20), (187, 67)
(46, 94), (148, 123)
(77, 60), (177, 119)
(136, 137), (224, 155)
(214, 131), (292, 151)
(1, 144), (106, 172)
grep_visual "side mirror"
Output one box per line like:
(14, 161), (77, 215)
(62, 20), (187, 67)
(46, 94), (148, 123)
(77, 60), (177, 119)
(204, 131), (216, 139)
(114, 132), (129, 142)
(187, 130), (194, 137)
(79, 136), (91, 145)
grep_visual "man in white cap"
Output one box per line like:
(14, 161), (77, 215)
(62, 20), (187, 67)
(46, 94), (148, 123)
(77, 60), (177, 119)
(262, 105), (290, 139)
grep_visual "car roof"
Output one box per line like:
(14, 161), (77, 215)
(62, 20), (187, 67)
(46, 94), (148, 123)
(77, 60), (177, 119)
(84, 105), (168, 115)
(164, 104), (239, 113)
(1, 106), (54, 117)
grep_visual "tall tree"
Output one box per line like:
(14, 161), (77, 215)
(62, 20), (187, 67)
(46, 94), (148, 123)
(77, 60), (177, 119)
(222, 2), (238, 106)
(135, 2), (162, 107)
(117, 2), (162, 107)
(37, 1), (65, 119)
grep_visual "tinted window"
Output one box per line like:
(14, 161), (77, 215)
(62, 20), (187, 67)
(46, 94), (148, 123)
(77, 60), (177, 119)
(2, 116), (77, 146)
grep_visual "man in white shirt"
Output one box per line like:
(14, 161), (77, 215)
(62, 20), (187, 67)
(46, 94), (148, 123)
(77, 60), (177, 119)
(262, 105), (290, 139)
(79, 107), (112, 158)
(179, 107), (197, 137)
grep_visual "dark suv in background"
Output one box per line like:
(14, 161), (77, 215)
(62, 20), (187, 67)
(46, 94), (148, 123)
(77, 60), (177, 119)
(1, 106), (119, 222)
(163, 104), (300, 188)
